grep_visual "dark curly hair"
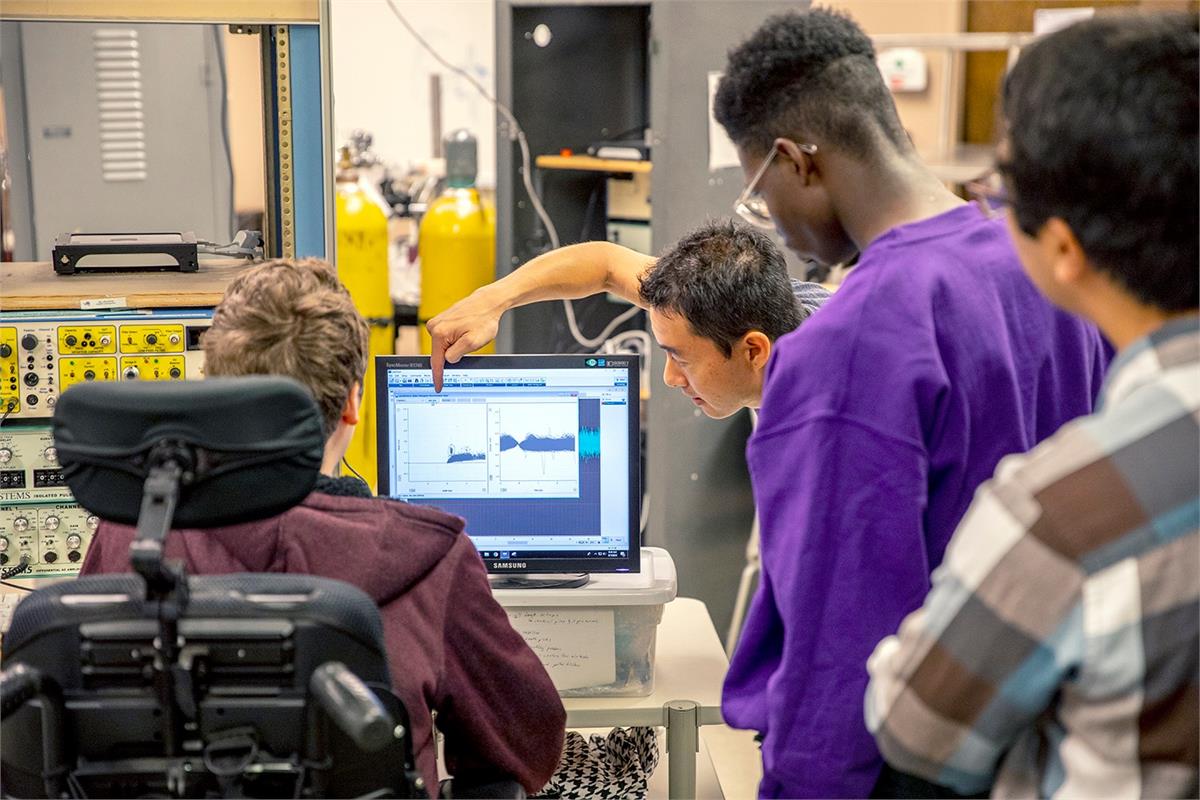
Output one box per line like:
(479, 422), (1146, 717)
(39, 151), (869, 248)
(713, 7), (910, 159)
(639, 220), (803, 356)
(1002, 12), (1198, 313)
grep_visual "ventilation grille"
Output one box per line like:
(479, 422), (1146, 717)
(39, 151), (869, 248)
(94, 28), (147, 182)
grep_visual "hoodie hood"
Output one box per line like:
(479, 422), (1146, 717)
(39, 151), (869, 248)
(88, 492), (467, 608)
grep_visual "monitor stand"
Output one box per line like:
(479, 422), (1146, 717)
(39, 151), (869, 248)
(488, 573), (590, 589)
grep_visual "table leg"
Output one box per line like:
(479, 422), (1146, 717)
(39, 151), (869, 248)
(664, 700), (699, 799)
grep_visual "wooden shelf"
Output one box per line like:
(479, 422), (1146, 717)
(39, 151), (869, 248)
(0, 259), (251, 312)
(535, 155), (652, 174)
(0, 0), (318, 23)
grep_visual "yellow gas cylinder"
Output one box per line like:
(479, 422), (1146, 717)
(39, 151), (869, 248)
(418, 129), (496, 354)
(335, 147), (393, 493)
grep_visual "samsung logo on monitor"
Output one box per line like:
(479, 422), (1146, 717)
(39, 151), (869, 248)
(492, 562), (527, 569)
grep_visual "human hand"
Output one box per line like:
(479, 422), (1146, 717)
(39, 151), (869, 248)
(427, 290), (503, 391)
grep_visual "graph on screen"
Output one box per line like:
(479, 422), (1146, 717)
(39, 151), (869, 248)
(398, 403), (489, 489)
(391, 398), (585, 498)
(495, 403), (579, 487)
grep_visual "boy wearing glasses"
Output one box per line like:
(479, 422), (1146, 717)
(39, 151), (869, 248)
(712, 10), (1108, 798)
(866, 13), (1198, 798)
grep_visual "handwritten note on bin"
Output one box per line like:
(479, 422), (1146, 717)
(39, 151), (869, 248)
(507, 609), (616, 691)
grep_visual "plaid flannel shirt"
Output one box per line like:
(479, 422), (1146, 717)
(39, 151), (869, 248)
(866, 315), (1200, 798)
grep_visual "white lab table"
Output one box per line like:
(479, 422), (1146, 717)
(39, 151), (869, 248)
(562, 597), (729, 799)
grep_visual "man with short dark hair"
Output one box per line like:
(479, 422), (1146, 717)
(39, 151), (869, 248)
(867, 13), (1198, 797)
(429, 220), (822, 418)
(639, 220), (803, 418)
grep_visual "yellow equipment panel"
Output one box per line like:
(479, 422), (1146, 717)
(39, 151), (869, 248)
(120, 355), (185, 381)
(0, 327), (18, 416)
(57, 325), (117, 355)
(59, 356), (119, 392)
(119, 324), (186, 353)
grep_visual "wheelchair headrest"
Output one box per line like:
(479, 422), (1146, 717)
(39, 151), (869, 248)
(53, 376), (325, 528)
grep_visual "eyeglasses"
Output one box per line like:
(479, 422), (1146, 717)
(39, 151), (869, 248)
(966, 167), (1011, 219)
(734, 143), (818, 230)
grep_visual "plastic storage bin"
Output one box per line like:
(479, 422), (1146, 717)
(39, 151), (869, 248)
(493, 547), (677, 697)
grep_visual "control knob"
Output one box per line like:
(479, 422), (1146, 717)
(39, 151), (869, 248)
(66, 533), (82, 550)
(0, 448), (11, 464)
(20, 334), (38, 351)
(86, 515), (99, 530)
(0, 536), (8, 552)
(0, 344), (11, 359)
(145, 334), (158, 345)
(124, 366), (140, 380)
(43, 447), (57, 465)
(13, 516), (30, 532)
(43, 515), (60, 531)
(23, 372), (39, 387)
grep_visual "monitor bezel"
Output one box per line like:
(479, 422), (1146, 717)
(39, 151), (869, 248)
(375, 353), (642, 575)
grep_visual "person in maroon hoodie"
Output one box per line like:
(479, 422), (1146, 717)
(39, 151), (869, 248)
(80, 258), (567, 797)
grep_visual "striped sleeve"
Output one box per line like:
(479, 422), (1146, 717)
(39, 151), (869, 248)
(865, 464), (1086, 794)
(790, 279), (832, 319)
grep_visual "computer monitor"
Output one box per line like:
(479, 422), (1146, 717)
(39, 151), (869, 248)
(376, 354), (641, 576)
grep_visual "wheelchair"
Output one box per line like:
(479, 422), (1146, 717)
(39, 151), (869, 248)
(0, 377), (424, 798)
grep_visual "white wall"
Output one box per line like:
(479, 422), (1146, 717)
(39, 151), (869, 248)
(330, 0), (497, 187)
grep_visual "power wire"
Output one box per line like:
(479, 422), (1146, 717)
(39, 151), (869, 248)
(340, 457), (369, 486)
(383, 0), (640, 351)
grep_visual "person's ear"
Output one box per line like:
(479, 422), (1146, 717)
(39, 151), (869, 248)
(1037, 217), (1089, 289)
(739, 331), (773, 371)
(341, 382), (362, 426)
(776, 138), (818, 186)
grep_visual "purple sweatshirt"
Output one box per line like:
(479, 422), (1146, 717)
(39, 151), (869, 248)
(723, 204), (1110, 798)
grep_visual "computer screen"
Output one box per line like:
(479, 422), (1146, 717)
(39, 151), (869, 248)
(376, 354), (641, 574)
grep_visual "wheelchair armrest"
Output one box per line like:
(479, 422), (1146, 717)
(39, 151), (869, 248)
(1, 664), (47, 718)
(309, 661), (396, 753)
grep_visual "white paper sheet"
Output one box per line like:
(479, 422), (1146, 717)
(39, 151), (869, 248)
(507, 608), (616, 691)
(708, 71), (742, 172)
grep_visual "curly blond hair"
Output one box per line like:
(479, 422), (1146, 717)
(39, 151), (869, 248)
(202, 258), (369, 436)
